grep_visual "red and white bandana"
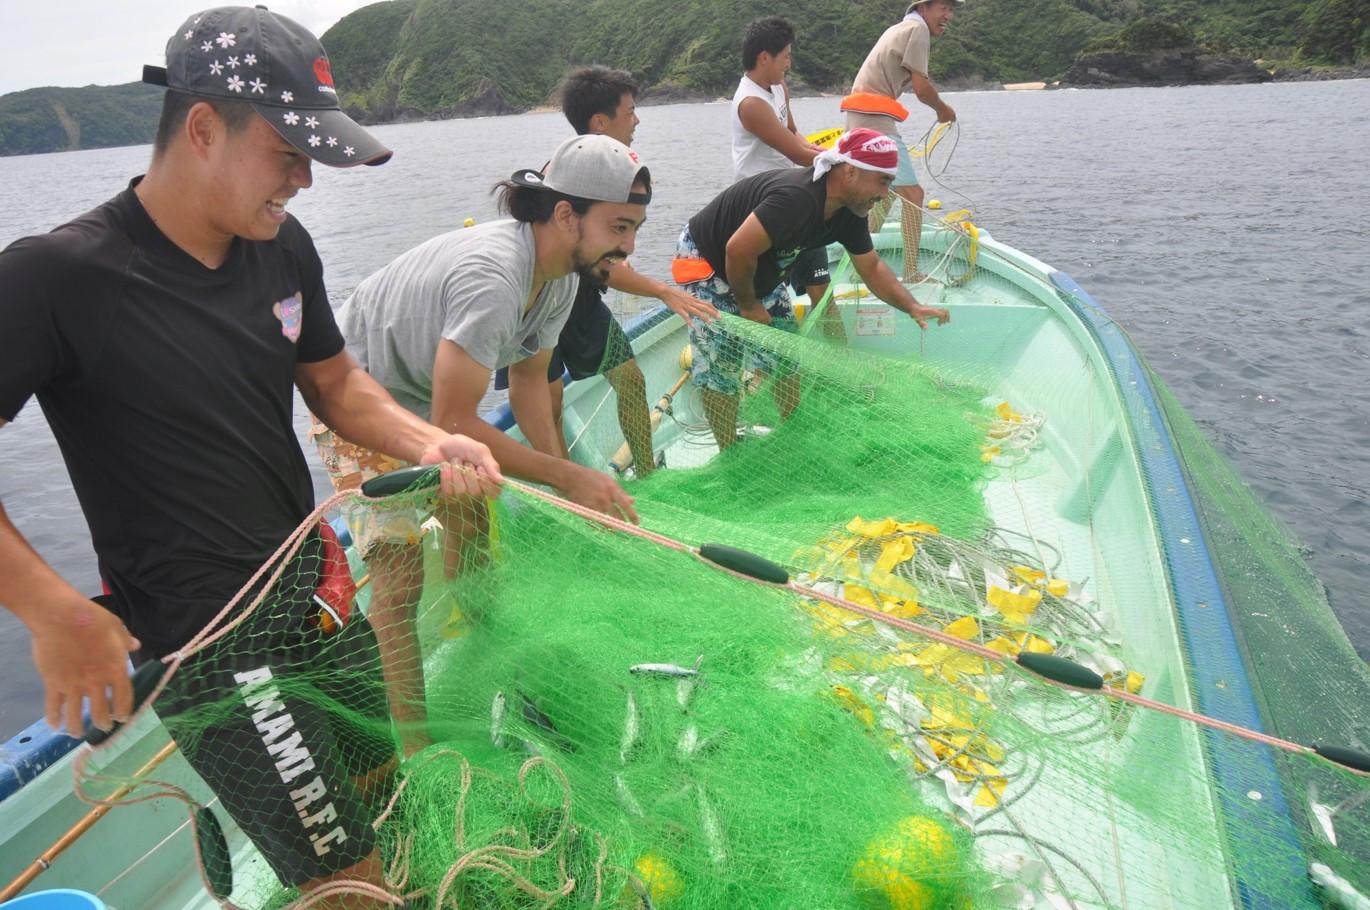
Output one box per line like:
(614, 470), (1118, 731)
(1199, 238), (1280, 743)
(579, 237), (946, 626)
(813, 128), (900, 180)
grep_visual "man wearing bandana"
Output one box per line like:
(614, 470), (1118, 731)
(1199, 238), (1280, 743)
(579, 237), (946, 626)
(671, 128), (951, 451)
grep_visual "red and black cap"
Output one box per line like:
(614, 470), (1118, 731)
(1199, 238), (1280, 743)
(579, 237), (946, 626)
(143, 5), (391, 167)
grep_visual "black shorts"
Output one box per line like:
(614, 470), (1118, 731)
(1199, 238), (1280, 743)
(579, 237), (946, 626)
(154, 539), (395, 886)
(492, 285), (632, 390)
(788, 246), (831, 295)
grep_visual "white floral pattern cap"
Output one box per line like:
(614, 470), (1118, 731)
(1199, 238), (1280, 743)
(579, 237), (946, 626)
(143, 5), (391, 167)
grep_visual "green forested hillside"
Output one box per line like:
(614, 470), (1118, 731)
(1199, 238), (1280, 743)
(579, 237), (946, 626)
(0, 83), (164, 157)
(1, 0), (1364, 156)
(322, 0), (1365, 118)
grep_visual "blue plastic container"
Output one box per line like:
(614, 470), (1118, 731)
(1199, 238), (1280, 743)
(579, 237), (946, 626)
(1, 890), (107, 909)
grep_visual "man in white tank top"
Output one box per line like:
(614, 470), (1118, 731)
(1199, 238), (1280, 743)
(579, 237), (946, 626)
(732, 17), (818, 181)
(731, 17), (832, 312)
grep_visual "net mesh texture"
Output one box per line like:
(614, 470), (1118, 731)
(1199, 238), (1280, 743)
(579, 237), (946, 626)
(71, 197), (1370, 910)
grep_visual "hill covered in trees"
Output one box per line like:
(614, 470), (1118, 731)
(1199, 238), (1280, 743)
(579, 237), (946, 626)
(320, 0), (1367, 119)
(2, 0), (1365, 156)
(0, 83), (164, 158)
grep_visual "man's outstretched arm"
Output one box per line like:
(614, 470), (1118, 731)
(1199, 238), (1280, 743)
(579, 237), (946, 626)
(430, 341), (639, 524)
(850, 250), (950, 328)
(0, 422), (139, 736)
(910, 71), (956, 123)
(297, 351), (503, 500)
(738, 95), (820, 167)
(507, 349), (565, 458)
(724, 214), (777, 323)
(607, 261), (718, 324)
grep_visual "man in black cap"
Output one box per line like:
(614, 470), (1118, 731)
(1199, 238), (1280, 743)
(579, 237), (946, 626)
(0, 6), (500, 906)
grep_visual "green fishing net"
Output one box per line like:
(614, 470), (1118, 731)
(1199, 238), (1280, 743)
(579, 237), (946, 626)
(70, 205), (1370, 910)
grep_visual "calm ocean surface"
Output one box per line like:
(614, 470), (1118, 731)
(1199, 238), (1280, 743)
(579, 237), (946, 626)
(1, 82), (1367, 739)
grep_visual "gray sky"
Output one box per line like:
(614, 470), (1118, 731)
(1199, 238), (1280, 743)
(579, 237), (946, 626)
(0, 1), (379, 96)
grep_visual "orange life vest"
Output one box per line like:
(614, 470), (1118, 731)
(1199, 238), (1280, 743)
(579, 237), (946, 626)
(671, 257), (716, 285)
(839, 92), (910, 122)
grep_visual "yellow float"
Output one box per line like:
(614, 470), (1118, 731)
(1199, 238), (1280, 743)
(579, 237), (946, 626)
(852, 815), (963, 910)
(633, 852), (684, 906)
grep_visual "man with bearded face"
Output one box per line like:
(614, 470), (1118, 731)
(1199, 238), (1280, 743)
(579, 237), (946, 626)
(310, 137), (647, 761)
(320, 135), (647, 529)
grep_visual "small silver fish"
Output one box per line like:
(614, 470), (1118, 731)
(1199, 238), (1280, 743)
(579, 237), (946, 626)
(490, 691), (507, 749)
(676, 657), (705, 710)
(520, 692), (575, 753)
(614, 772), (645, 818)
(619, 690), (640, 765)
(677, 725), (727, 761)
(631, 654), (704, 679)
(630, 663), (698, 678)
(696, 784), (729, 866)
(677, 724), (699, 760)
(625, 871), (656, 910)
(675, 677), (696, 711)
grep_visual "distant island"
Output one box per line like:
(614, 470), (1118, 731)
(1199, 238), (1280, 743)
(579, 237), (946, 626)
(2, 0), (1366, 157)
(0, 82), (165, 157)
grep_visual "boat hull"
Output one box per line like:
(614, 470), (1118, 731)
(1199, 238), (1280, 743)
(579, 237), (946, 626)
(0, 223), (1344, 908)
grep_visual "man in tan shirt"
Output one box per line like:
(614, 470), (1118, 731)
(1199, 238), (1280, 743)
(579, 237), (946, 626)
(846, 0), (960, 280)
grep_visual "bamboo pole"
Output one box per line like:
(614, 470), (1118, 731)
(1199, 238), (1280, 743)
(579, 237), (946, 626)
(609, 370), (690, 473)
(1, 740), (180, 901)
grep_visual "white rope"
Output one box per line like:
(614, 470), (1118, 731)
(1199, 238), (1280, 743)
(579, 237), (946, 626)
(96, 796), (221, 897)
(566, 385), (617, 455)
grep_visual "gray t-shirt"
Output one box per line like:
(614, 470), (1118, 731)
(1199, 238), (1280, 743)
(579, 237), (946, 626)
(847, 17), (932, 134)
(339, 219), (578, 419)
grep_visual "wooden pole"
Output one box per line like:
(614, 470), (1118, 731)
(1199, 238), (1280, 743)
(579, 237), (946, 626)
(0, 740), (180, 901)
(609, 370), (691, 473)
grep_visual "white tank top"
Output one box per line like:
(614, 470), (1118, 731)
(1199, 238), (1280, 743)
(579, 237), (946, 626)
(731, 76), (796, 181)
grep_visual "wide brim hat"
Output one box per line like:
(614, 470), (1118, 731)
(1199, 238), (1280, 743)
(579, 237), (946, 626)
(906, 0), (963, 12)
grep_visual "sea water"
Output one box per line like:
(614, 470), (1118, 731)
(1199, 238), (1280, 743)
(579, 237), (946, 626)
(1, 80), (1367, 738)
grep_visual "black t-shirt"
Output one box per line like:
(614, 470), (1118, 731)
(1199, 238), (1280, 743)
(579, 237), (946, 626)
(0, 182), (345, 657)
(686, 166), (874, 297)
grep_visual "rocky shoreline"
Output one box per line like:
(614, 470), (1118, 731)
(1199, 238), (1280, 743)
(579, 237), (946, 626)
(1266, 63), (1370, 82)
(346, 60), (1368, 127)
(5, 62), (1364, 156)
(1065, 49), (1270, 86)
(1063, 51), (1369, 89)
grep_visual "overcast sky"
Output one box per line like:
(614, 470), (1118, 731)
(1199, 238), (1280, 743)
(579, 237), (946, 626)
(0, 1), (380, 96)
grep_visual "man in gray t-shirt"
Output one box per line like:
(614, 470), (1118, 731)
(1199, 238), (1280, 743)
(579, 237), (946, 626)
(341, 219), (578, 420)
(328, 134), (650, 527)
(311, 137), (651, 755)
